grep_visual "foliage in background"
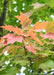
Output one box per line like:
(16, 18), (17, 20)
(0, 0), (54, 28)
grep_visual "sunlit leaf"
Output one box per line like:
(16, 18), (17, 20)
(28, 29), (43, 45)
(15, 12), (32, 30)
(34, 21), (48, 31)
(0, 25), (22, 35)
(46, 22), (54, 33)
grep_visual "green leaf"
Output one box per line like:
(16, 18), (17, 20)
(39, 60), (54, 70)
(13, 58), (29, 66)
(14, 41), (23, 46)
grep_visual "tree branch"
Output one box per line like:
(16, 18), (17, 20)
(28, 57), (33, 75)
(0, 0), (8, 36)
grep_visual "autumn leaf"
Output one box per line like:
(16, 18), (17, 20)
(0, 24), (15, 31)
(25, 38), (32, 46)
(34, 21), (48, 31)
(22, 38), (36, 54)
(15, 12), (32, 30)
(26, 46), (36, 54)
(0, 24), (29, 37)
(2, 33), (23, 46)
(0, 45), (20, 55)
(46, 22), (54, 33)
(0, 25), (22, 35)
(7, 44), (20, 54)
(28, 29), (43, 45)
(40, 32), (54, 40)
(14, 26), (22, 35)
(0, 46), (9, 55)
(0, 39), (4, 48)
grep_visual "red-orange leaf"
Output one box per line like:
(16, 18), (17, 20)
(2, 33), (23, 46)
(28, 29), (43, 45)
(15, 12), (32, 30)
(0, 25), (22, 35)
(34, 21), (48, 31)
(14, 26), (22, 35)
(0, 24), (15, 31)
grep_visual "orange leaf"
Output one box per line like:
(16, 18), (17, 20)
(34, 21), (48, 30)
(28, 30), (43, 45)
(0, 25), (22, 35)
(14, 26), (22, 35)
(15, 12), (32, 30)
(34, 21), (40, 30)
(0, 39), (4, 43)
(0, 24), (15, 31)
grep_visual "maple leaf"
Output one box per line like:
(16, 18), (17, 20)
(28, 29), (43, 45)
(40, 32), (54, 40)
(26, 46), (36, 54)
(15, 12), (32, 30)
(2, 33), (23, 46)
(34, 21), (48, 31)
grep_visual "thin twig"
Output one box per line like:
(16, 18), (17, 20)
(28, 57), (33, 75)
(44, 70), (54, 75)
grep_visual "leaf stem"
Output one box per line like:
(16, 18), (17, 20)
(22, 37), (33, 75)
